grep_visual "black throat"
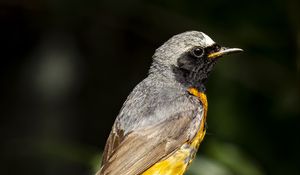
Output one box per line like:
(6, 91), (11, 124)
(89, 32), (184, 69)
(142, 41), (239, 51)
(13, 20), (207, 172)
(172, 57), (217, 92)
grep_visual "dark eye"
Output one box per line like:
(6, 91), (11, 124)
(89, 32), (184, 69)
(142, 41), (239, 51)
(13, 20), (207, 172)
(191, 47), (204, 58)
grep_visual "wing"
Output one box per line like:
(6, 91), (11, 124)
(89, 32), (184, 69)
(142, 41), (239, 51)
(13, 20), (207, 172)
(97, 106), (203, 175)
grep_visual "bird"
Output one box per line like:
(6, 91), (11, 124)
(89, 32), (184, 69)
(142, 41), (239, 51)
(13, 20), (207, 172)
(96, 31), (242, 175)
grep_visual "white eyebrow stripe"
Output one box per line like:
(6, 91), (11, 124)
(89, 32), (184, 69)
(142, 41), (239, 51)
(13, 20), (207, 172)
(201, 32), (215, 46)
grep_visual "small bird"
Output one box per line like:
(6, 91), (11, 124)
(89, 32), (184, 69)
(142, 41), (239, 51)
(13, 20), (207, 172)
(96, 31), (242, 175)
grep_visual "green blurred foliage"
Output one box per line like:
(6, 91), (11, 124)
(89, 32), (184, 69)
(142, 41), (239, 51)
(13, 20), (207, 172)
(1, 0), (299, 175)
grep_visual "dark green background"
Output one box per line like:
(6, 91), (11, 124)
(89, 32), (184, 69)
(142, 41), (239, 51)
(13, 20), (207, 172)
(1, 0), (299, 175)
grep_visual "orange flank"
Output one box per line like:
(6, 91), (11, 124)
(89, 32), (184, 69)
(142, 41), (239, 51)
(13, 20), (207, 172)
(142, 88), (208, 175)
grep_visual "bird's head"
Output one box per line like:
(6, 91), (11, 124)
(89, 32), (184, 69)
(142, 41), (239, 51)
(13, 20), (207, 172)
(150, 31), (242, 90)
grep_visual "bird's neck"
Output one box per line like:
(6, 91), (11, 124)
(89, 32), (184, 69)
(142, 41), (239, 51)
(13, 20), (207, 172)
(149, 62), (207, 93)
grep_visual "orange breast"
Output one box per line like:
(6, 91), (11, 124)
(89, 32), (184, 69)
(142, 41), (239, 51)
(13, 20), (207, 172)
(188, 88), (208, 149)
(142, 88), (208, 175)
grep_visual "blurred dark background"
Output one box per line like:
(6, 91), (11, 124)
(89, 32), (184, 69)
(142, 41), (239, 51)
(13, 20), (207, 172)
(1, 0), (299, 175)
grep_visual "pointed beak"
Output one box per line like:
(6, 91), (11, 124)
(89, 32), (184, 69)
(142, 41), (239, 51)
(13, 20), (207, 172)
(208, 47), (243, 59)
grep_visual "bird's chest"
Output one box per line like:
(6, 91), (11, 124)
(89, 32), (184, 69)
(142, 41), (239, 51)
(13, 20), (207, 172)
(141, 88), (208, 175)
(187, 88), (208, 149)
(181, 88), (208, 165)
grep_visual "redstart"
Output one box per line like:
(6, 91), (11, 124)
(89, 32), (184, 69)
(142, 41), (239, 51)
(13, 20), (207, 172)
(96, 31), (242, 175)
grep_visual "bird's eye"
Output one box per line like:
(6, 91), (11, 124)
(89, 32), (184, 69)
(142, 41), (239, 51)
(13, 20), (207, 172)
(191, 47), (204, 58)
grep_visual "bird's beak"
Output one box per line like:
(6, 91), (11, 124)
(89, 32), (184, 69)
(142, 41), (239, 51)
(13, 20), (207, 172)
(208, 47), (243, 59)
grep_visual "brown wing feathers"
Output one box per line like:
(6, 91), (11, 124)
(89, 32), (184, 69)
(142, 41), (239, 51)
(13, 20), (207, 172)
(101, 128), (125, 166)
(98, 110), (200, 175)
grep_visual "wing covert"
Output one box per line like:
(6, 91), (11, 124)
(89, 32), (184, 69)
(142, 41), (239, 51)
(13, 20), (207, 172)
(97, 106), (203, 175)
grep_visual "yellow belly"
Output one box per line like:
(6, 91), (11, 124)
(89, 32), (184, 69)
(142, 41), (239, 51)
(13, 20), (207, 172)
(142, 130), (206, 175)
(142, 89), (207, 175)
